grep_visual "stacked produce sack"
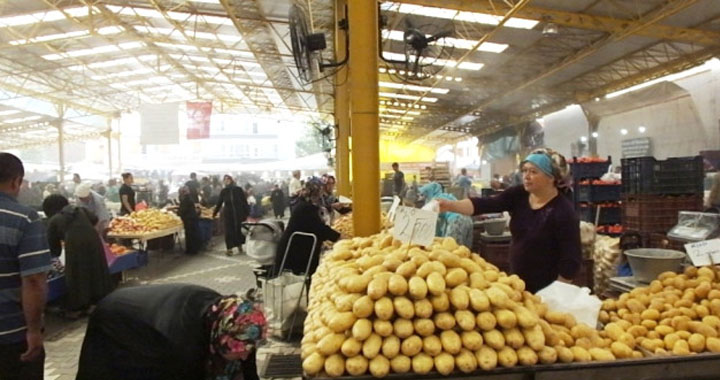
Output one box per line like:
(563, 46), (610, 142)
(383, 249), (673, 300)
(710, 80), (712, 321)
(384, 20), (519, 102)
(593, 236), (621, 295)
(302, 233), (633, 378)
(600, 266), (720, 356)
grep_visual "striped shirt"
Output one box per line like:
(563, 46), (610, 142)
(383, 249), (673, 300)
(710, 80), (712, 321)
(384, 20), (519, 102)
(0, 191), (51, 344)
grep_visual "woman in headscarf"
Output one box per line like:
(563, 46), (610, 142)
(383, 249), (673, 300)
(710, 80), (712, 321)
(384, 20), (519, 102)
(437, 148), (581, 293)
(214, 175), (250, 256)
(178, 185), (201, 255)
(418, 182), (473, 249)
(76, 283), (266, 380)
(43, 194), (113, 318)
(273, 177), (341, 277)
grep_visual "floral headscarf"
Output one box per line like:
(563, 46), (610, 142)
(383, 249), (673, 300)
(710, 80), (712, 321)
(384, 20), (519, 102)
(300, 177), (325, 206)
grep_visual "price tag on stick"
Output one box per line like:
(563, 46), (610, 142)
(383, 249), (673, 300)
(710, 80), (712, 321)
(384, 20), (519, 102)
(685, 239), (720, 267)
(387, 196), (401, 223)
(392, 206), (438, 247)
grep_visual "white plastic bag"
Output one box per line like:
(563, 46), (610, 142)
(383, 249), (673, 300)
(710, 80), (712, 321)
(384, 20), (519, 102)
(422, 199), (439, 212)
(536, 281), (602, 327)
(262, 272), (308, 338)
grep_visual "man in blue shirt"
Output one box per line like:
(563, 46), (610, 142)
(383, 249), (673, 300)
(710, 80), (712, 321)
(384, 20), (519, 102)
(0, 152), (51, 380)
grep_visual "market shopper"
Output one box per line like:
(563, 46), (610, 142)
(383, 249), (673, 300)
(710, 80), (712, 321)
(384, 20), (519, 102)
(178, 186), (201, 255)
(0, 153), (51, 380)
(186, 172), (201, 203)
(270, 183), (286, 219)
(288, 170), (302, 209)
(214, 175), (250, 256)
(274, 178), (341, 277)
(76, 283), (265, 380)
(437, 148), (581, 293)
(105, 178), (119, 202)
(75, 183), (110, 235)
(392, 162), (406, 199)
(119, 172), (136, 215)
(419, 182), (474, 249)
(454, 168), (473, 199)
(43, 194), (113, 318)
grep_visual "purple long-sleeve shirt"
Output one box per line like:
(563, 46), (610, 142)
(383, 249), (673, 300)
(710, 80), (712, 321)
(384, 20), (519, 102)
(471, 185), (581, 293)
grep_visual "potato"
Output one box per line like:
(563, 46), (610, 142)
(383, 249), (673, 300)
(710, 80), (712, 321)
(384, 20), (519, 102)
(318, 333), (346, 356)
(589, 348), (615, 361)
(495, 309), (518, 329)
(395, 261), (417, 278)
(523, 325), (546, 351)
(390, 297), (413, 320)
(570, 346), (591, 362)
(383, 257), (403, 272)
(689, 321), (718, 338)
(411, 353), (434, 374)
(434, 352), (455, 375)
(325, 354), (346, 377)
(390, 355), (411, 374)
(414, 299), (433, 318)
(373, 320), (393, 337)
(477, 311), (498, 331)
(498, 347), (518, 368)
(450, 286), (470, 310)
(627, 325), (648, 338)
(655, 324), (674, 337)
(504, 328), (525, 349)
(352, 319), (373, 341)
(672, 340), (691, 356)
(426, 272), (446, 296)
(574, 338), (592, 350)
(487, 286), (511, 308)
(363, 333), (383, 359)
(538, 346), (557, 364)
(456, 348), (478, 373)
(302, 352), (325, 375)
(514, 305), (538, 328)
(469, 288), (491, 312)
(706, 337), (720, 352)
(393, 318), (414, 339)
(461, 330), (484, 351)
(386, 274), (408, 296)
(640, 338), (664, 352)
(555, 345), (574, 363)
(434, 312), (457, 330)
(380, 336), (400, 359)
(374, 297), (394, 321)
(677, 331), (691, 340)
(441, 330), (463, 355)
(450, 310), (473, 331)
(610, 341), (633, 359)
(545, 311), (568, 326)
(422, 335), (443, 356)
(335, 294), (360, 312)
(367, 277), (389, 300)
(703, 315), (720, 330)
(369, 355), (390, 378)
(342, 337), (363, 357)
(664, 333), (680, 350)
(469, 272), (490, 289)
(345, 355), (368, 376)
(401, 335), (423, 357)
(408, 276), (428, 300)
(343, 274), (371, 293)
(446, 268), (469, 287)
(688, 333), (706, 353)
(417, 261), (446, 278)
(353, 296), (375, 319)
(430, 292), (450, 312)
(413, 318), (435, 337)
(517, 346), (538, 366)
(483, 329), (506, 350)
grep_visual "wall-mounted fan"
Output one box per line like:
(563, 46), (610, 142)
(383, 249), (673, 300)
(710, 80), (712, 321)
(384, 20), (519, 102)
(289, 4), (348, 83)
(380, 13), (455, 84)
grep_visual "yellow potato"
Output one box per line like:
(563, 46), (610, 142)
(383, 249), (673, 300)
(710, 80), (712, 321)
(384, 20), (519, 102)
(301, 343), (316, 360)
(517, 346), (538, 366)
(689, 321), (718, 338)
(389, 355), (411, 374)
(400, 335), (423, 357)
(703, 315), (720, 330)
(411, 353), (434, 374)
(374, 297), (394, 321)
(422, 335), (443, 357)
(393, 318), (414, 339)
(688, 333), (706, 353)
(363, 333), (382, 359)
(445, 268), (469, 287)
(455, 310), (477, 331)
(345, 355), (369, 376)
(369, 355), (390, 378)
(343, 274), (371, 293)
(545, 311), (568, 326)
(538, 346), (558, 364)
(574, 338), (592, 350)
(434, 312), (457, 330)
(477, 311), (498, 331)
(588, 348), (615, 361)
(441, 329), (463, 355)
(335, 294), (360, 312)
(373, 319), (393, 337)
(610, 341), (633, 359)
(495, 309), (518, 329)
(706, 337), (720, 352)
(514, 305), (538, 328)
(504, 328), (525, 349)
(395, 261), (417, 278)
(469, 288), (491, 312)
(413, 318), (435, 337)
(430, 292), (450, 312)
(325, 353), (346, 377)
(388, 274), (409, 296)
(483, 329), (506, 350)
(426, 272), (446, 296)
(450, 286), (470, 310)
(555, 345), (574, 363)
(353, 296), (374, 319)
(408, 276), (428, 300)
(352, 319), (373, 341)
(570, 346), (591, 362)
(328, 312), (357, 333)
(497, 346), (518, 368)
(367, 277), (388, 300)
(455, 348), (478, 373)
(393, 296), (415, 320)
(461, 330), (484, 351)
(318, 333), (346, 356)
(382, 336), (401, 359)
(414, 299), (433, 318)
(672, 340), (691, 356)
(475, 346), (498, 370)
(302, 352), (325, 375)
(664, 333), (680, 351)
(341, 337), (363, 357)
(434, 352), (455, 375)
(417, 261), (446, 278)
(487, 286), (511, 308)
(469, 272), (490, 289)
(523, 325), (546, 351)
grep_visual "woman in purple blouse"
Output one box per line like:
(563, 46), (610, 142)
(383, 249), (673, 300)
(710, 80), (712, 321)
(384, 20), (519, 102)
(437, 149), (581, 293)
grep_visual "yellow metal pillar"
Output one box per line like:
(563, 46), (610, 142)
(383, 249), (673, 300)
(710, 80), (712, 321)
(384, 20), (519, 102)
(334, 0), (351, 197)
(348, 0), (380, 236)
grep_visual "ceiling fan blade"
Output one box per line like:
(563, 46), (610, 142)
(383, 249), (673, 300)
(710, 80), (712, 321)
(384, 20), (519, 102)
(426, 29), (453, 43)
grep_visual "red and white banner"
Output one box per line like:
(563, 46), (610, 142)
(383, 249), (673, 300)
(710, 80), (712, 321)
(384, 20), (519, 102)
(186, 101), (212, 139)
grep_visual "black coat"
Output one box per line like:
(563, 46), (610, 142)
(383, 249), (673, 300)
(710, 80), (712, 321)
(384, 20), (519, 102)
(214, 185), (250, 249)
(270, 189), (285, 212)
(274, 199), (340, 276)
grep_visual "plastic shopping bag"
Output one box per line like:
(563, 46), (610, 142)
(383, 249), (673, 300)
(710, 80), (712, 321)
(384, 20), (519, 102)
(262, 271), (308, 338)
(536, 281), (602, 327)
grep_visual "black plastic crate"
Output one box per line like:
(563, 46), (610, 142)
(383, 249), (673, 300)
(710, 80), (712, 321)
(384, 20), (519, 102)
(621, 156), (703, 195)
(576, 184), (592, 202)
(592, 184), (622, 202)
(570, 156), (612, 180)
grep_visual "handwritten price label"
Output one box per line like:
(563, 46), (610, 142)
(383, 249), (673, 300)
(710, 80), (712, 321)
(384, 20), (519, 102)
(685, 239), (720, 267)
(392, 206), (438, 247)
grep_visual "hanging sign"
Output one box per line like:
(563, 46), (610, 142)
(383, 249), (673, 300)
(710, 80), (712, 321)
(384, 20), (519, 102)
(685, 239), (720, 267)
(186, 101), (212, 139)
(621, 137), (653, 158)
(392, 205), (438, 247)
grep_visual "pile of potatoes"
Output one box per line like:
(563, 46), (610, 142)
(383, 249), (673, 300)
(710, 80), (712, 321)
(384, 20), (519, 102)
(301, 232), (625, 378)
(600, 266), (720, 357)
(332, 213), (393, 239)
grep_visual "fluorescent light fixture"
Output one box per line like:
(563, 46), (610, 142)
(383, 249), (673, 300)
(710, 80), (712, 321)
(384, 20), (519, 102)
(0, 6), (92, 28)
(620, 129), (628, 135)
(134, 25), (242, 43)
(4, 115), (43, 124)
(42, 41), (144, 60)
(379, 92), (437, 103)
(382, 108), (421, 115)
(591, 132), (599, 138)
(384, 4), (538, 30)
(106, 5), (234, 27)
(383, 52), (483, 71)
(67, 55), (157, 70)
(380, 114), (414, 121)
(382, 30), (507, 53)
(0, 110), (21, 117)
(379, 81), (449, 94)
(638, 126), (646, 133)
(606, 58), (720, 99)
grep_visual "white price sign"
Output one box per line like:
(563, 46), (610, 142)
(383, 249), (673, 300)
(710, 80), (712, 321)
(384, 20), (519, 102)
(392, 206), (438, 247)
(387, 196), (401, 222)
(685, 239), (720, 267)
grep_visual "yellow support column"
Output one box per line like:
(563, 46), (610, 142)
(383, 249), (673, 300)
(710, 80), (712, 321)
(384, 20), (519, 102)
(334, 0), (351, 197)
(348, 0), (380, 236)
